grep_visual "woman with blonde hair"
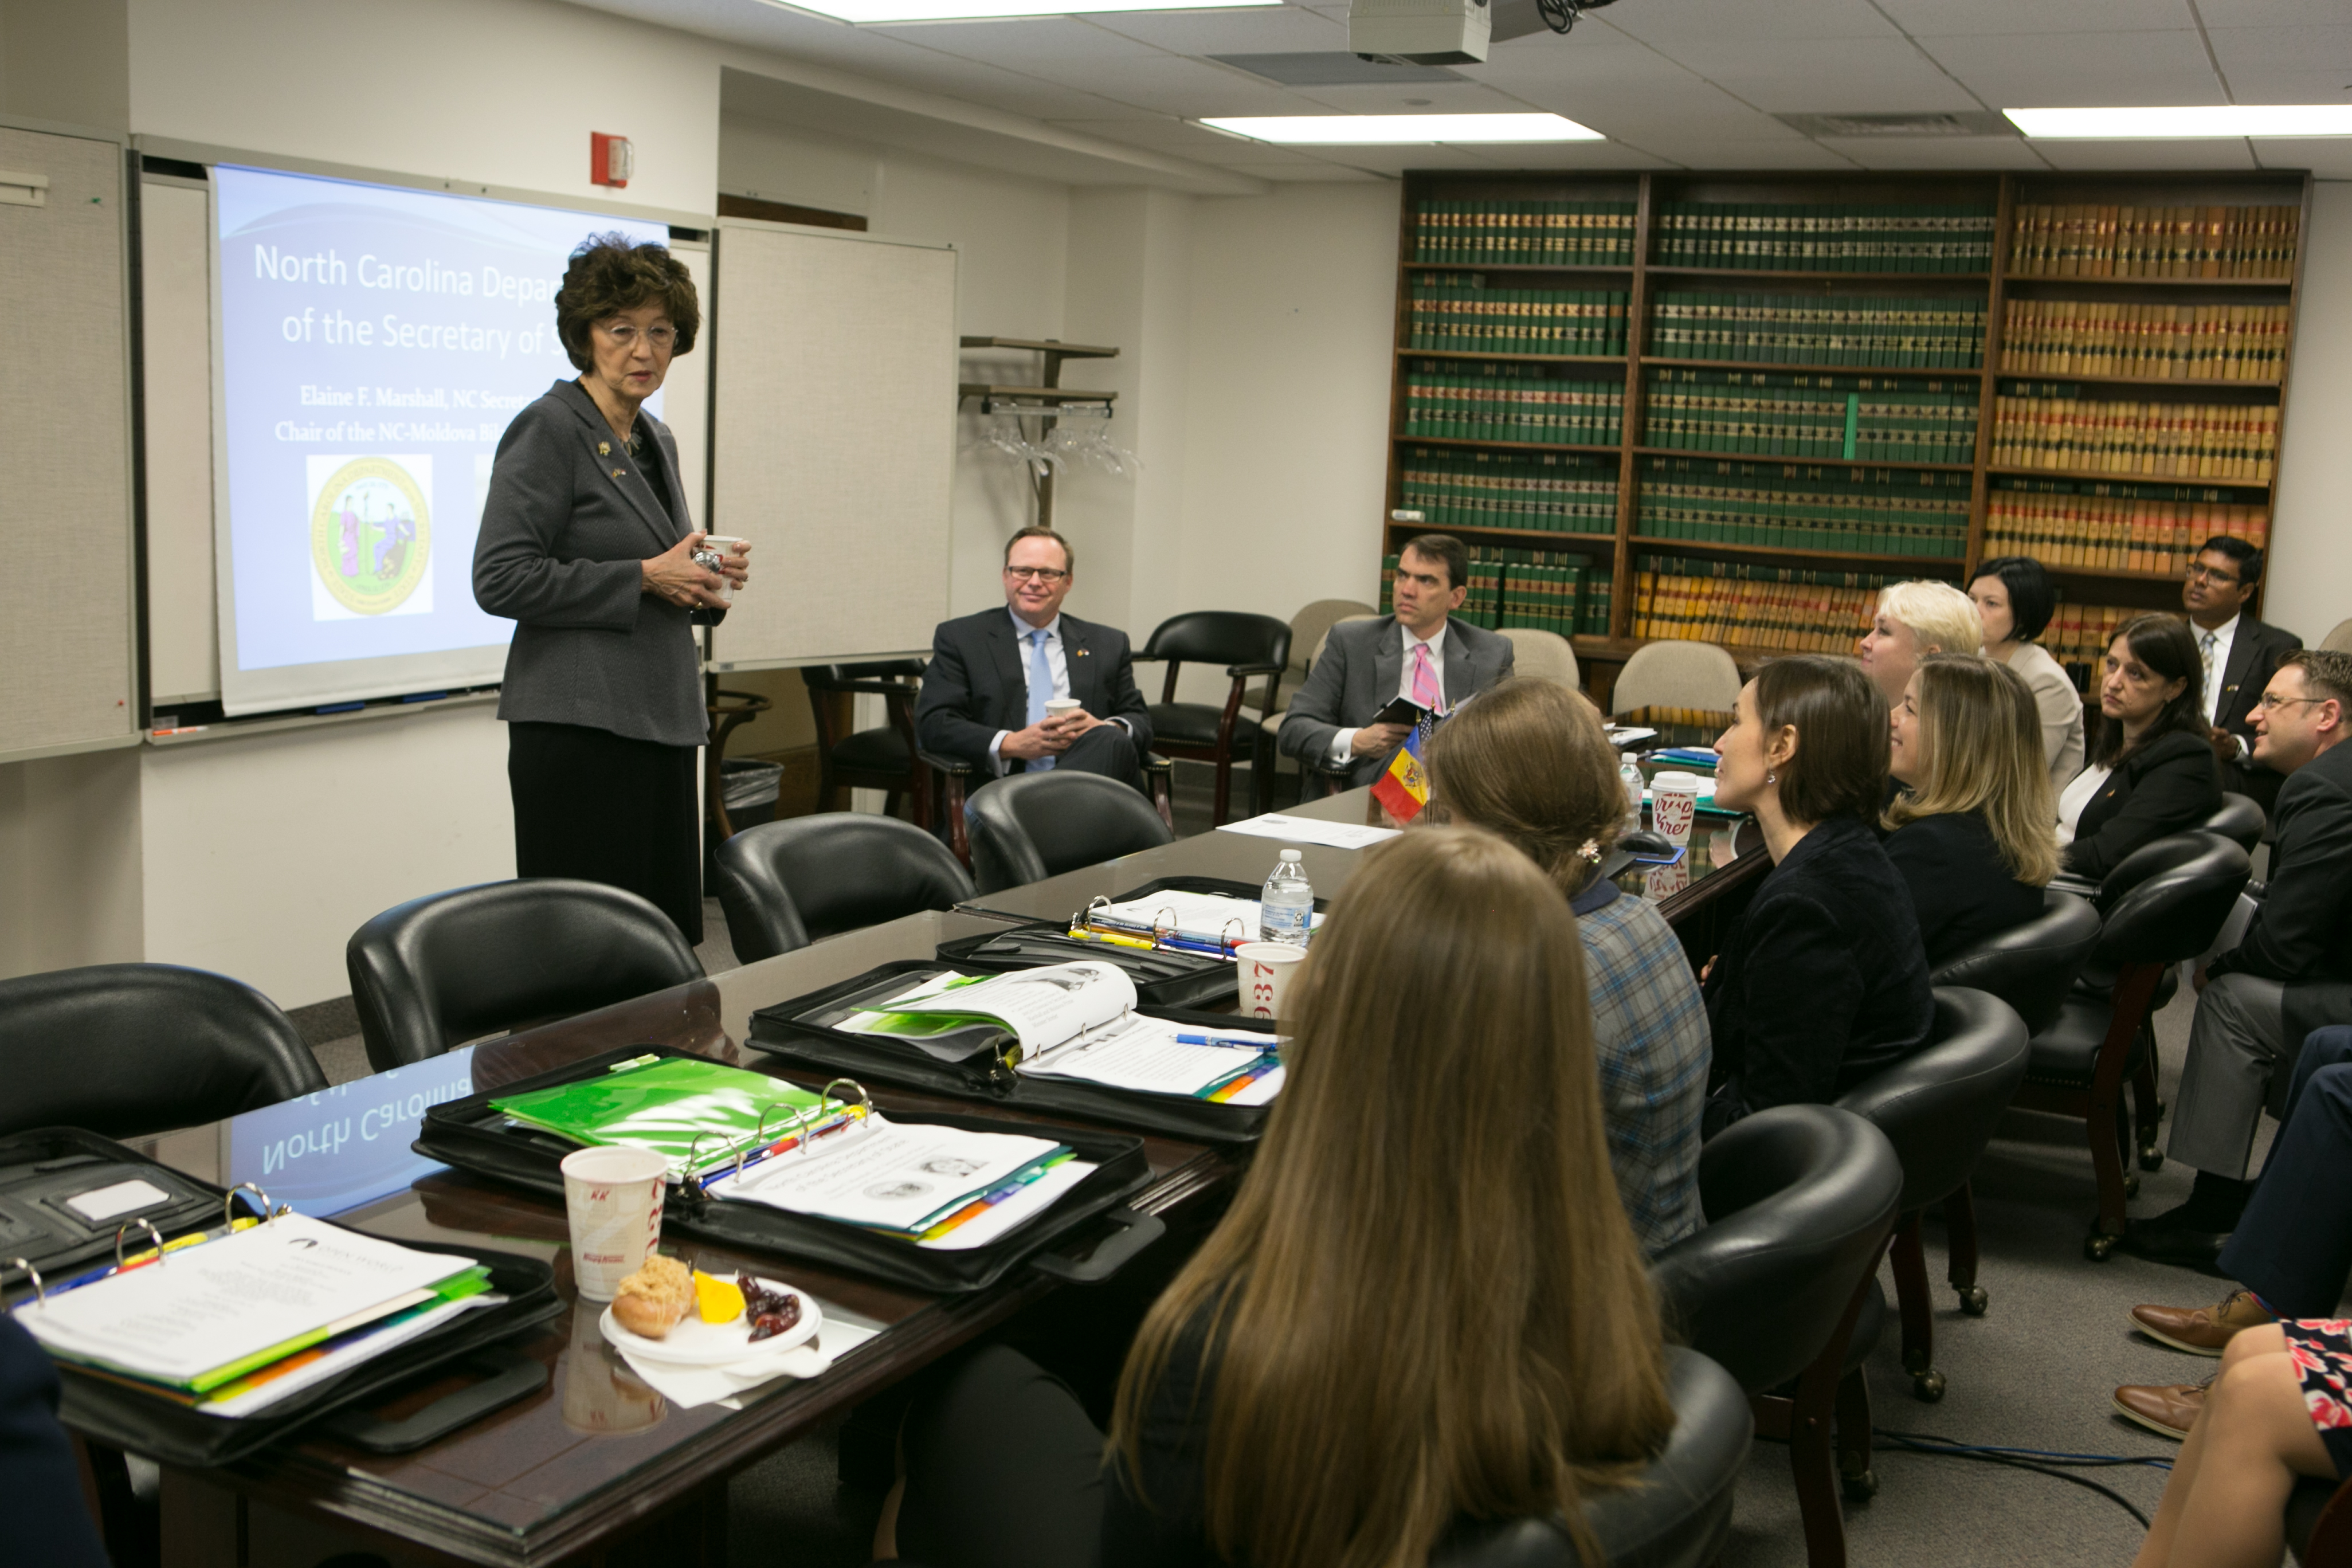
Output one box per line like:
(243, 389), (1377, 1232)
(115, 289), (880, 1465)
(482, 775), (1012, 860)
(879, 828), (1675, 1568)
(1859, 578), (1983, 705)
(1424, 676), (1711, 1252)
(1883, 654), (2060, 963)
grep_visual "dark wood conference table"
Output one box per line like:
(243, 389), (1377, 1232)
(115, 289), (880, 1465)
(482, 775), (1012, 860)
(123, 788), (1763, 1567)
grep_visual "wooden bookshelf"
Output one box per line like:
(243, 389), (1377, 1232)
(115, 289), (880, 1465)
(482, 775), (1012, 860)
(1381, 168), (2314, 667)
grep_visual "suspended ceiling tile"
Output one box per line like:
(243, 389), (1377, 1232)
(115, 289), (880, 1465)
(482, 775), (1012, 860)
(1656, 37), (1982, 113)
(1020, 56), (1321, 115)
(1288, 81), (1540, 114)
(1463, 143), (1676, 170)
(1871, 0), (2194, 36)
(1581, 108), (1813, 144)
(2030, 138), (2260, 170)
(2194, 0), (2352, 23)
(2205, 25), (2352, 97)
(1082, 5), (1349, 52)
(1916, 30), (2224, 107)
(861, 16), (1171, 62)
(1044, 116), (1280, 155)
(1592, 0), (1903, 46)
(1813, 135), (2049, 170)
(865, 55), (1182, 117)
(1244, 160), (1390, 181)
(2249, 140), (2352, 177)
(1610, 137), (1858, 170)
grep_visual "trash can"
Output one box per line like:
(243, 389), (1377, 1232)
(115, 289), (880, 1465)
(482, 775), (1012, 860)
(720, 757), (785, 833)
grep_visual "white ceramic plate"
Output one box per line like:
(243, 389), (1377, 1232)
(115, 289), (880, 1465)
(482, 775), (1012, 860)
(599, 1277), (822, 1367)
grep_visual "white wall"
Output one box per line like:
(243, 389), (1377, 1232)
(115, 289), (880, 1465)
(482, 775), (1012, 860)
(2265, 179), (2352, 649)
(139, 706), (515, 1007)
(0, 748), (143, 980)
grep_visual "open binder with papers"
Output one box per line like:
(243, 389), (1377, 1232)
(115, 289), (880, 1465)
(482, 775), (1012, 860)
(747, 958), (1283, 1145)
(0, 1127), (558, 1467)
(416, 1048), (1161, 1293)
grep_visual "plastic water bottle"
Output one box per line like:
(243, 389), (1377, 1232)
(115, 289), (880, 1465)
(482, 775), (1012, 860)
(1260, 849), (1315, 947)
(1620, 759), (1647, 827)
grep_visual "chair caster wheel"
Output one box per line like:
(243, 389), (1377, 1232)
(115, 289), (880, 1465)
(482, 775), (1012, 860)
(2123, 1171), (2141, 1199)
(1958, 1286), (1989, 1316)
(2139, 1149), (2165, 1172)
(2086, 1232), (2119, 1261)
(1911, 1370), (1946, 1403)
(1841, 1467), (1878, 1502)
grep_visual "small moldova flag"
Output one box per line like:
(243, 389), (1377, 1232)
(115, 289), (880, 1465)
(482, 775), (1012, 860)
(1370, 715), (1433, 824)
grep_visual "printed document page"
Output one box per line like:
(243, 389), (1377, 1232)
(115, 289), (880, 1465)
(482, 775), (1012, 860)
(1217, 814), (1400, 851)
(1021, 1015), (1278, 1097)
(841, 963), (1137, 1056)
(709, 1115), (1065, 1232)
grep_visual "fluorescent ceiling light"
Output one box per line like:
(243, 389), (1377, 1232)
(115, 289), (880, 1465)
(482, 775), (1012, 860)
(1201, 113), (1603, 144)
(2006, 104), (2352, 139)
(765, 0), (1277, 21)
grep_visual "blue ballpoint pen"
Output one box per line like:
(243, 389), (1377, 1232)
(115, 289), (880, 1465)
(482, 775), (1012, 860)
(1174, 1032), (1280, 1052)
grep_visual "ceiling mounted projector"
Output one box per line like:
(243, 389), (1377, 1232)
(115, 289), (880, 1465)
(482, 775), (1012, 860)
(1348, 0), (1613, 64)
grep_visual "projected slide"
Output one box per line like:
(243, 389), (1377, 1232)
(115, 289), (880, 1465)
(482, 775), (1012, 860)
(213, 164), (668, 712)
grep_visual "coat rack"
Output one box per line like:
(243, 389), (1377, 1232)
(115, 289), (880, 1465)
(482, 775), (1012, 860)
(958, 336), (1119, 530)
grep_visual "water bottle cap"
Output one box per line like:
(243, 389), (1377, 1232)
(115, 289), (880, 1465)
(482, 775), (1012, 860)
(1279, 849), (1302, 861)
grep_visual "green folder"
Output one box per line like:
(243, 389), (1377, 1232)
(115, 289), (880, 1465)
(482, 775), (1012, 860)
(491, 1056), (840, 1174)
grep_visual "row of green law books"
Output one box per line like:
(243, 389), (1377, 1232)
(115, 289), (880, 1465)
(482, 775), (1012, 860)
(1636, 457), (1972, 559)
(1412, 201), (1637, 267)
(1649, 292), (1986, 370)
(1380, 550), (1614, 638)
(1652, 203), (1996, 273)
(1400, 367), (1624, 448)
(1406, 277), (1629, 357)
(1643, 369), (1979, 464)
(1396, 448), (1617, 536)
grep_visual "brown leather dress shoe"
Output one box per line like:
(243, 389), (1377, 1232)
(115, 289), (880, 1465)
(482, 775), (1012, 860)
(2112, 1377), (2212, 1440)
(2130, 1289), (2272, 1356)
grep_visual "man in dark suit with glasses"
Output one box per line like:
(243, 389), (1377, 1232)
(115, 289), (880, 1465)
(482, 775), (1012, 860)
(2185, 535), (2303, 817)
(916, 526), (1154, 791)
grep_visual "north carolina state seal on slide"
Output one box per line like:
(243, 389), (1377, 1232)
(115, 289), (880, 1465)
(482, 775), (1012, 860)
(310, 456), (430, 615)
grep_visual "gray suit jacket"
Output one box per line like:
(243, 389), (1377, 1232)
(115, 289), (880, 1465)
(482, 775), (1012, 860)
(473, 379), (707, 748)
(1276, 615), (1516, 787)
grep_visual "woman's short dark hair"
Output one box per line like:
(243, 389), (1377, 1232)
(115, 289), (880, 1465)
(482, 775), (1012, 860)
(555, 233), (700, 373)
(2090, 613), (2208, 766)
(1970, 555), (2055, 644)
(1753, 655), (1889, 825)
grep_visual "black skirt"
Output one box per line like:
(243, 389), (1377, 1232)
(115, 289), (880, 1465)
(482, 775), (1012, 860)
(507, 721), (702, 946)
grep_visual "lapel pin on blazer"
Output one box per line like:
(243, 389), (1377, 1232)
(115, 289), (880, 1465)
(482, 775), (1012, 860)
(598, 441), (611, 456)
(612, 468), (627, 480)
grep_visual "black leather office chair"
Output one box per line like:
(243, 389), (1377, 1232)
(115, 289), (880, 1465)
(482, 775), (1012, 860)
(714, 814), (976, 963)
(2012, 833), (2251, 1258)
(1651, 1104), (1903, 1568)
(0, 963), (326, 1138)
(2201, 791), (2266, 853)
(966, 771), (1177, 895)
(347, 879), (705, 1071)
(1424, 1348), (1749, 1568)
(1135, 611), (1292, 826)
(1834, 988), (2029, 1403)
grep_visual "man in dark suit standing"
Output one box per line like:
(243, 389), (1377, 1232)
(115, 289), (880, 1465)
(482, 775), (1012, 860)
(916, 527), (1153, 791)
(1277, 533), (1516, 790)
(2126, 650), (2352, 1267)
(2186, 534), (2303, 816)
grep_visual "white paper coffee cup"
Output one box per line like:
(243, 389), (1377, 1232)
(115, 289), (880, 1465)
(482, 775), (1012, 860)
(1044, 697), (1083, 720)
(1649, 770), (1706, 849)
(559, 1145), (669, 1302)
(1234, 941), (1308, 1022)
(702, 535), (747, 601)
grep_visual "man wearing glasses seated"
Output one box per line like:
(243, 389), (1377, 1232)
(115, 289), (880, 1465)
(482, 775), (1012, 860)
(915, 526), (1153, 791)
(2127, 650), (2352, 1267)
(2185, 535), (2303, 816)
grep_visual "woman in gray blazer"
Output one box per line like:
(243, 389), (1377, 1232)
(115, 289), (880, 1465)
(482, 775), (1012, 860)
(472, 234), (746, 944)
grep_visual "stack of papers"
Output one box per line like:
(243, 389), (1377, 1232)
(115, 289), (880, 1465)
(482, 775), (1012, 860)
(1079, 891), (1322, 954)
(844, 967), (1284, 1106)
(704, 1115), (1095, 1251)
(21, 1214), (491, 1419)
(1215, 813), (1400, 851)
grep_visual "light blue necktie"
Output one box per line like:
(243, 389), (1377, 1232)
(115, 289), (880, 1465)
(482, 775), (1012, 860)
(1027, 628), (1055, 771)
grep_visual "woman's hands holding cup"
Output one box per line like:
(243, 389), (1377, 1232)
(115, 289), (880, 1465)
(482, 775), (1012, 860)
(642, 532), (732, 609)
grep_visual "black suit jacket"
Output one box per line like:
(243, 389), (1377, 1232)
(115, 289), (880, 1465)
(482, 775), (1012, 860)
(2209, 614), (2304, 814)
(1703, 814), (1934, 1135)
(1882, 809), (2047, 967)
(0, 1313), (108, 1566)
(2212, 739), (2352, 1042)
(2063, 729), (2224, 883)
(915, 608), (1154, 775)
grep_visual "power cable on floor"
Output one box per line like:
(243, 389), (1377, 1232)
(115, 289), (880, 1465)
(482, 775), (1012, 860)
(1873, 1429), (2167, 1530)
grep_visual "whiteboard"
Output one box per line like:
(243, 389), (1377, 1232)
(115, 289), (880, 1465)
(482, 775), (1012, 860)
(707, 221), (956, 670)
(0, 122), (138, 763)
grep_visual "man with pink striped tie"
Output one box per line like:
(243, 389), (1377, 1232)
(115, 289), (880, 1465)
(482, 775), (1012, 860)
(1276, 533), (1516, 791)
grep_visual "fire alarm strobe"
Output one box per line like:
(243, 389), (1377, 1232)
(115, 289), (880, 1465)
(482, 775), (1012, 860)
(591, 132), (634, 189)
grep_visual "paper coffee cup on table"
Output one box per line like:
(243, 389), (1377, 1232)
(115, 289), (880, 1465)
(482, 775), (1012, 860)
(1234, 941), (1307, 1023)
(1649, 770), (1706, 849)
(560, 1146), (669, 1302)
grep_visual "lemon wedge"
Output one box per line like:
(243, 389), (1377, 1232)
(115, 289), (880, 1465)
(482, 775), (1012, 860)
(694, 1269), (745, 1324)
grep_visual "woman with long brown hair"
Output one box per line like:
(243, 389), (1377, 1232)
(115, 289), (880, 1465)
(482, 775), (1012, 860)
(2060, 613), (2224, 883)
(879, 827), (1675, 1568)
(1883, 654), (2060, 963)
(1424, 676), (1711, 1252)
